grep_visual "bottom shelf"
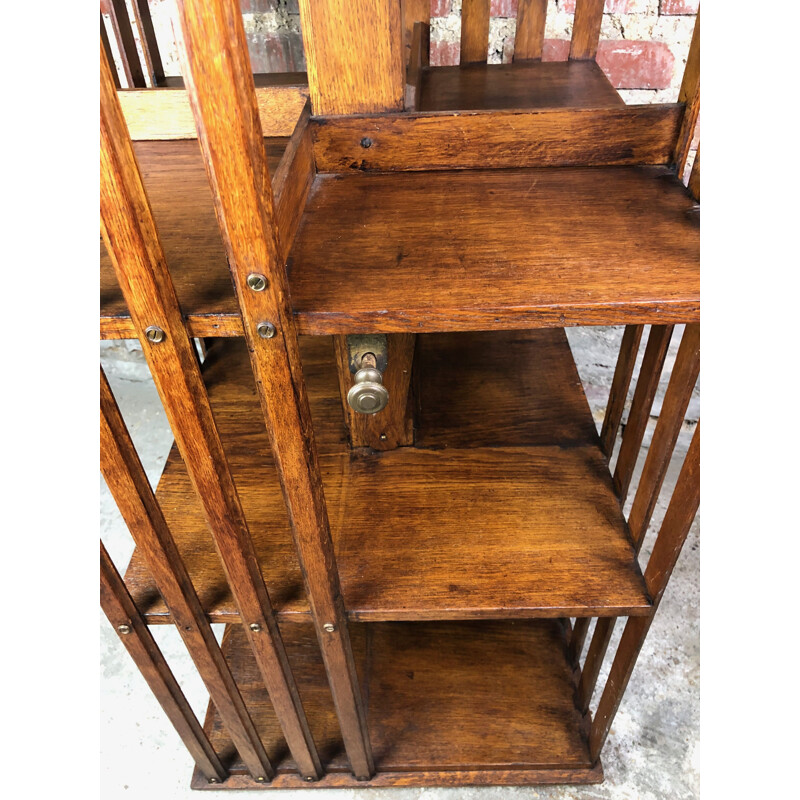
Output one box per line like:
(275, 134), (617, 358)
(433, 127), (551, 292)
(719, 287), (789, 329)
(191, 620), (601, 789)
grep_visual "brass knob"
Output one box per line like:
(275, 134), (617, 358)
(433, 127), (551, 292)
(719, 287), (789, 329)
(347, 366), (389, 414)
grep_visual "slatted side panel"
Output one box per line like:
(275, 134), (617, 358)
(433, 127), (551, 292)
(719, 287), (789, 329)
(130, 0), (166, 85)
(461, 0), (491, 64)
(514, 0), (548, 62)
(102, 0), (147, 87)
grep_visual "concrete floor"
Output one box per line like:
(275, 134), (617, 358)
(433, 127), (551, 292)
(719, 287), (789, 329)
(99, 332), (699, 800)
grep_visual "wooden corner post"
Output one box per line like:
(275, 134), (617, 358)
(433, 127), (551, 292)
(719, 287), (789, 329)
(171, 0), (374, 779)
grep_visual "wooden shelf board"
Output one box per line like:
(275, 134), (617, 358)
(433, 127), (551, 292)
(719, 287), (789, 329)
(124, 332), (650, 623)
(189, 620), (601, 787)
(101, 152), (698, 339)
(418, 61), (624, 112)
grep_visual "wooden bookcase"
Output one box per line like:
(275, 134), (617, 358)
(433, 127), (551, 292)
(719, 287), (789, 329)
(100, 0), (699, 790)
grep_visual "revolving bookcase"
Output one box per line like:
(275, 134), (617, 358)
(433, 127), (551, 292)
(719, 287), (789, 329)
(100, 0), (700, 790)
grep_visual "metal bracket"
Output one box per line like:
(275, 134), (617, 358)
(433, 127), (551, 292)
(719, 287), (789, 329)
(346, 334), (388, 373)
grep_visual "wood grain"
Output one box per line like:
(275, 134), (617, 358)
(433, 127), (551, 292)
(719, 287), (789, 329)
(131, 0), (164, 85)
(570, 0), (605, 61)
(460, 0), (490, 64)
(311, 104), (683, 172)
(118, 84), (309, 140)
(298, 0), (404, 115)
(101, 13), (120, 89)
(401, 0), (431, 56)
(513, 0), (548, 61)
(568, 617), (590, 665)
(599, 325), (643, 458)
(688, 144), (700, 201)
(675, 10), (699, 175)
(577, 617), (616, 712)
(405, 21), (430, 110)
(103, 0), (146, 88)
(100, 542), (227, 783)
(101, 50), (319, 782)
(172, 0), (373, 779)
(419, 60), (623, 112)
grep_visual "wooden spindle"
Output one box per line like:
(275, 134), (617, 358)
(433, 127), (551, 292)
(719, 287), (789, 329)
(570, 0), (605, 61)
(131, 0), (165, 86)
(514, 0), (548, 62)
(613, 325), (674, 503)
(568, 617), (591, 665)
(100, 49), (321, 783)
(100, 369), (317, 781)
(102, 0), (147, 87)
(577, 617), (615, 712)
(461, 0), (491, 65)
(171, 0), (374, 780)
(675, 10), (699, 176)
(101, 12), (120, 89)
(600, 325), (644, 459)
(590, 423), (699, 760)
(100, 542), (226, 784)
(628, 324), (699, 552)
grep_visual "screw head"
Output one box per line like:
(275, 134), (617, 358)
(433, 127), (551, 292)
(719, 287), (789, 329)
(256, 321), (276, 339)
(144, 326), (165, 343)
(246, 273), (267, 292)
(360, 137), (373, 149)
(208, 777), (219, 784)
(255, 776), (266, 783)
(304, 776), (315, 782)
(322, 623), (336, 633)
(379, 434), (388, 441)
(249, 623), (262, 632)
(117, 624), (132, 635)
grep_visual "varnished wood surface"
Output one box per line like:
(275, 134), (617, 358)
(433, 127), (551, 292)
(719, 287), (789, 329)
(103, 0), (146, 88)
(195, 620), (597, 783)
(599, 325), (643, 458)
(675, 10), (699, 175)
(131, 0), (164, 86)
(125, 334), (650, 623)
(460, 0), (491, 65)
(419, 61), (623, 112)
(570, 0), (605, 61)
(514, 0), (548, 62)
(289, 166), (699, 333)
(311, 105), (684, 173)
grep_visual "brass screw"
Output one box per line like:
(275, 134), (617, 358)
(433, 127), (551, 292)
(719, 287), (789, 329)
(208, 777), (219, 784)
(247, 273), (267, 292)
(256, 321), (276, 339)
(249, 623), (262, 632)
(323, 623), (336, 633)
(117, 624), (132, 635)
(380, 434), (388, 441)
(144, 326), (165, 343)
(255, 776), (266, 783)
(304, 776), (315, 782)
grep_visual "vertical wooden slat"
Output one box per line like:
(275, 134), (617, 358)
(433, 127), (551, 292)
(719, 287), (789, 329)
(101, 13), (121, 89)
(674, 10), (699, 176)
(577, 617), (616, 712)
(131, 0), (165, 86)
(688, 145), (700, 201)
(568, 617), (590, 665)
(405, 20), (431, 110)
(100, 542), (226, 784)
(460, 0), (491, 65)
(334, 333), (416, 450)
(628, 323), (700, 552)
(170, 0), (374, 780)
(590, 424), (699, 760)
(600, 325), (644, 459)
(514, 0), (548, 61)
(298, 0), (404, 115)
(100, 50), (321, 783)
(402, 0), (431, 57)
(100, 370), (318, 781)
(613, 325), (674, 503)
(103, 0), (147, 87)
(570, 0), (605, 61)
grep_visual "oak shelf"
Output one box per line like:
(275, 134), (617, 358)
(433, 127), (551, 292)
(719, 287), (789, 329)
(189, 620), (601, 788)
(124, 330), (650, 624)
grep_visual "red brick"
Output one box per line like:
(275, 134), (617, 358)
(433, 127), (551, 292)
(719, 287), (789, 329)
(660, 0), (699, 14)
(596, 40), (674, 89)
(430, 39), (460, 66)
(542, 39), (570, 61)
(561, 0), (646, 11)
(431, 0), (452, 16)
(491, 0), (518, 15)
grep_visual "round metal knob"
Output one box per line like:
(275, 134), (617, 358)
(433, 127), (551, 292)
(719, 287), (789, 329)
(347, 367), (389, 414)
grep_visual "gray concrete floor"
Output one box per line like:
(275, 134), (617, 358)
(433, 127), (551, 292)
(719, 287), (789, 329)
(100, 332), (699, 799)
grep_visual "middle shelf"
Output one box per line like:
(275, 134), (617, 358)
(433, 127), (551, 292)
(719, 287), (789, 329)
(125, 328), (650, 623)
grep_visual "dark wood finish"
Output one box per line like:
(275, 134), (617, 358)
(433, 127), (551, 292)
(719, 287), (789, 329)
(192, 621), (601, 786)
(298, 0), (404, 115)
(675, 10), (699, 176)
(569, 617), (591, 665)
(125, 334), (650, 623)
(334, 333), (415, 450)
(570, 0), (605, 61)
(131, 0), (165, 85)
(101, 14), (120, 89)
(613, 325), (674, 502)
(171, 0), (373, 778)
(101, 52), (321, 782)
(118, 85), (309, 140)
(103, 0), (146, 88)
(591, 423), (699, 759)
(460, 0), (490, 65)
(311, 105), (684, 172)
(100, 369), (298, 779)
(577, 617), (616, 712)
(419, 60), (623, 112)
(100, 542), (226, 783)
(514, 0), (548, 61)
(401, 0), (431, 55)
(628, 323), (699, 551)
(405, 21), (430, 110)
(688, 145), (700, 201)
(599, 325), (644, 458)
